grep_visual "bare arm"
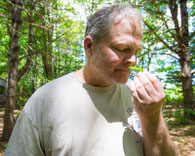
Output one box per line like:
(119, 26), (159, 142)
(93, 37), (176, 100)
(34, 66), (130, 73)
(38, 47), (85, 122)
(130, 71), (179, 156)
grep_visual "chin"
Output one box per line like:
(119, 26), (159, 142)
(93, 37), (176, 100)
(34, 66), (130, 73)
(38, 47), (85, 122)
(112, 72), (130, 84)
(112, 77), (129, 85)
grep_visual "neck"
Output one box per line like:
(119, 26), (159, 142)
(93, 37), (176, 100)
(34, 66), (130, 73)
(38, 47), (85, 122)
(75, 65), (113, 87)
(75, 67), (85, 83)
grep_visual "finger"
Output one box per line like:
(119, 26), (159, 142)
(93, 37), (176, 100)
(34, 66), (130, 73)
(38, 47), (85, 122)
(143, 71), (165, 94)
(130, 80), (144, 104)
(137, 72), (164, 102)
(137, 72), (158, 97)
(133, 76), (152, 103)
(137, 72), (150, 86)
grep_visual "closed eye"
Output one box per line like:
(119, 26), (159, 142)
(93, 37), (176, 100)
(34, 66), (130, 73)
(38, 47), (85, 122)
(122, 48), (131, 52)
(113, 45), (142, 53)
(114, 48), (131, 52)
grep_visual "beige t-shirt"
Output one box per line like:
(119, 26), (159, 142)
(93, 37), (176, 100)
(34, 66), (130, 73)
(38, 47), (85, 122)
(5, 72), (143, 156)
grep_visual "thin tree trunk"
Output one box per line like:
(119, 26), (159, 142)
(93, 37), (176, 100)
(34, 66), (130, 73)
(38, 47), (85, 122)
(41, 7), (53, 80)
(41, 23), (52, 80)
(1, 0), (22, 141)
(17, 2), (34, 81)
(47, 24), (53, 78)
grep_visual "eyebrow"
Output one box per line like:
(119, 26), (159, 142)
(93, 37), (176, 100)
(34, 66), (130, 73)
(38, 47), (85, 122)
(111, 40), (142, 49)
(135, 33), (142, 40)
(136, 34), (142, 40)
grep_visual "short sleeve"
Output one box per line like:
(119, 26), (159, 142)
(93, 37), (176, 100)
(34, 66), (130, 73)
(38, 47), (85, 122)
(5, 111), (45, 156)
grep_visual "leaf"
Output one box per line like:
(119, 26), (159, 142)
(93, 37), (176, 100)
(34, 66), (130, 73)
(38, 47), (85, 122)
(129, 66), (144, 72)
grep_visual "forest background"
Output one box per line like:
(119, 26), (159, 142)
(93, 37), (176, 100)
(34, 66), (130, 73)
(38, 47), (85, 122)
(0, 0), (194, 155)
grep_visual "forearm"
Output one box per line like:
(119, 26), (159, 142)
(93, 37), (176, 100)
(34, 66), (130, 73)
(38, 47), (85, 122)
(129, 72), (180, 155)
(141, 113), (179, 156)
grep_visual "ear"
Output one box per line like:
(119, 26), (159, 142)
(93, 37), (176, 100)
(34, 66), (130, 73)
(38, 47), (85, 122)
(84, 36), (93, 57)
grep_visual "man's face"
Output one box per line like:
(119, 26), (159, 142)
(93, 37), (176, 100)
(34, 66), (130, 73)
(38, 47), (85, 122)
(88, 16), (142, 86)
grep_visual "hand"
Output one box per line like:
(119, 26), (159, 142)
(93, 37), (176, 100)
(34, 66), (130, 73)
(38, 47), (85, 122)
(129, 71), (165, 120)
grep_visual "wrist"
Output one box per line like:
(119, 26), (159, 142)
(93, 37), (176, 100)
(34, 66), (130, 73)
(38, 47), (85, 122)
(140, 113), (179, 156)
(136, 106), (163, 124)
(140, 112), (166, 137)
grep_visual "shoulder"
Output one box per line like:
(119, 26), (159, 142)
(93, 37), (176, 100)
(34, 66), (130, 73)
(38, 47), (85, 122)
(22, 72), (81, 126)
(25, 72), (81, 106)
(32, 72), (80, 99)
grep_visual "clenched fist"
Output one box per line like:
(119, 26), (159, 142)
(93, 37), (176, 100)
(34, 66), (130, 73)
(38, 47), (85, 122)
(130, 71), (165, 120)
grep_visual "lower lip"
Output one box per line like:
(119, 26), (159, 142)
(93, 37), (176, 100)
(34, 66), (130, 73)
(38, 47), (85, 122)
(115, 69), (130, 74)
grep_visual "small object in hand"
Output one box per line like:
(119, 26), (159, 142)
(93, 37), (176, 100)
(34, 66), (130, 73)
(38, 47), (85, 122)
(129, 66), (144, 72)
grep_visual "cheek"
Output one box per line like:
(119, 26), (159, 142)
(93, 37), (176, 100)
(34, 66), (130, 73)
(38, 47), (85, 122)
(106, 50), (121, 65)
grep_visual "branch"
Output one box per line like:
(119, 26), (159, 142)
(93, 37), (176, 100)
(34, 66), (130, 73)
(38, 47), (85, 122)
(151, 52), (179, 60)
(152, 0), (179, 43)
(24, 20), (51, 30)
(143, 7), (163, 19)
(18, 28), (72, 62)
(0, 14), (51, 30)
(189, 30), (195, 40)
(161, 0), (169, 3)
(166, 74), (181, 79)
(143, 20), (178, 53)
(168, 0), (181, 39)
(6, 0), (52, 28)
(0, 14), (9, 19)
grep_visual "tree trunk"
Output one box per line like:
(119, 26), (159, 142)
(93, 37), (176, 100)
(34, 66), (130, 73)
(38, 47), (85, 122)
(47, 24), (53, 79)
(179, 0), (194, 118)
(180, 54), (194, 118)
(41, 7), (53, 80)
(1, 0), (22, 141)
(17, 3), (34, 81)
(41, 23), (53, 80)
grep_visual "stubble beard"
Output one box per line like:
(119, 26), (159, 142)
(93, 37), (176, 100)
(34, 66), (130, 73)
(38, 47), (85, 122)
(90, 50), (130, 85)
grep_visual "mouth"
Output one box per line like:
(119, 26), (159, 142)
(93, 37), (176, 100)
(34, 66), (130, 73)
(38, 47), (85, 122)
(115, 68), (131, 73)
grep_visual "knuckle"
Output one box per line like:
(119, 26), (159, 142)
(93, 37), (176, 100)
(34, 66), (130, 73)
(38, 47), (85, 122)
(146, 100), (152, 105)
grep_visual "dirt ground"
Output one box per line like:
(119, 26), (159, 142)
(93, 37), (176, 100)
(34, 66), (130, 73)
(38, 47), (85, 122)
(0, 105), (195, 156)
(163, 104), (195, 156)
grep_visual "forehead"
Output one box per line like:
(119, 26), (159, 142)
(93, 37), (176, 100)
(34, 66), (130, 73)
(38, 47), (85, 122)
(110, 15), (142, 41)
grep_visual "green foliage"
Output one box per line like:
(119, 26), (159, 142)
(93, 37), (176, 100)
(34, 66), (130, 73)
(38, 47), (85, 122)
(14, 111), (21, 118)
(170, 109), (185, 123)
(0, 13), (9, 78)
(164, 86), (195, 123)
(169, 109), (195, 123)
(1, 0), (194, 110)
(4, 143), (7, 148)
(0, 0), (87, 109)
(165, 87), (183, 103)
(0, 63), (8, 75)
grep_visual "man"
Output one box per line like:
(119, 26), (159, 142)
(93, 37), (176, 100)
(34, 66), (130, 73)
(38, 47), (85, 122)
(5, 4), (178, 156)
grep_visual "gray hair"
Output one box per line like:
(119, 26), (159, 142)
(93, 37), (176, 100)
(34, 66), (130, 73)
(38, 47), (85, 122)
(85, 4), (142, 43)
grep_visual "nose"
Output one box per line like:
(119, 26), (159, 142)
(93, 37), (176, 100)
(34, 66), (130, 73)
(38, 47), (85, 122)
(125, 54), (136, 66)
